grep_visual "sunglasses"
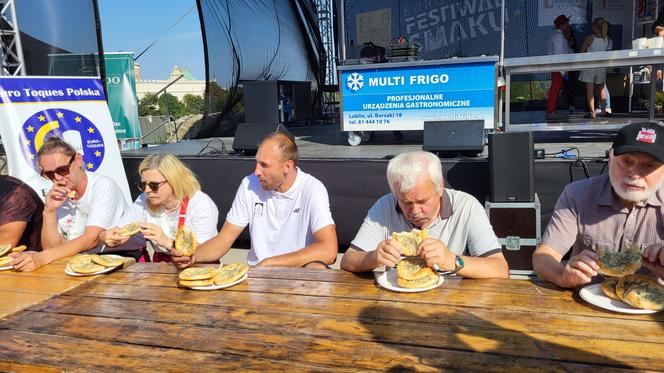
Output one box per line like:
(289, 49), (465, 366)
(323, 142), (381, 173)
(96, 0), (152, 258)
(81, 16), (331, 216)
(40, 154), (76, 181)
(137, 180), (168, 192)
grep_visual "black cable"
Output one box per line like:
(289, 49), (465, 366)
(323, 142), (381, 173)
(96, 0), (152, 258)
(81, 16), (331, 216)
(569, 159), (591, 182)
(195, 138), (226, 156)
(135, 5), (196, 61)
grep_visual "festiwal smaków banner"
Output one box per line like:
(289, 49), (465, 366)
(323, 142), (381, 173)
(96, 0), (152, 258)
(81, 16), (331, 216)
(0, 76), (132, 203)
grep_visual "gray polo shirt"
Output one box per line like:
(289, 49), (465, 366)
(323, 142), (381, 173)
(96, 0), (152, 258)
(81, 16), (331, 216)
(541, 173), (664, 257)
(351, 188), (500, 257)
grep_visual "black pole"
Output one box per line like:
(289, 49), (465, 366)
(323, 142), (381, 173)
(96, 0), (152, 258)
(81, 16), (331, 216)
(195, 0), (210, 132)
(92, 0), (108, 100)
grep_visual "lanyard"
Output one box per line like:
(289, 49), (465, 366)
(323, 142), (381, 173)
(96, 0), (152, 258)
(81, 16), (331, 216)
(178, 197), (189, 229)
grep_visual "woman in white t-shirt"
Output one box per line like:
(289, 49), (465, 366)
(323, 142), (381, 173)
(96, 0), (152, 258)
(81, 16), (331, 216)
(12, 136), (127, 271)
(100, 153), (219, 262)
(579, 17), (610, 119)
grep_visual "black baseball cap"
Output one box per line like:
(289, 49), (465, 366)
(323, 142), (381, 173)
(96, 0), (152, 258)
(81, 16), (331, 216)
(612, 122), (664, 162)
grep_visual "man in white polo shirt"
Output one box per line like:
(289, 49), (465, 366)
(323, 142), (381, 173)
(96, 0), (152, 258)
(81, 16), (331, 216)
(172, 132), (338, 268)
(341, 151), (508, 278)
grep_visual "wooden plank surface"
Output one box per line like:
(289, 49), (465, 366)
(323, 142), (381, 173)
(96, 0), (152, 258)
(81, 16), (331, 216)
(0, 263), (662, 372)
(0, 257), (134, 319)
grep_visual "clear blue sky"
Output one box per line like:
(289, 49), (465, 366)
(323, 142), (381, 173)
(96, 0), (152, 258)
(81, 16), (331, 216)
(98, 0), (204, 80)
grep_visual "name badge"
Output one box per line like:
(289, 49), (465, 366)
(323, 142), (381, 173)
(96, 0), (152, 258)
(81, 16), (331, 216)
(253, 202), (264, 216)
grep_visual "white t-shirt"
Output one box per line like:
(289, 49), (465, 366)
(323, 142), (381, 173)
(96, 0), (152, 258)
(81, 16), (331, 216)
(547, 29), (570, 55)
(226, 168), (335, 265)
(57, 172), (127, 241)
(117, 190), (219, 253)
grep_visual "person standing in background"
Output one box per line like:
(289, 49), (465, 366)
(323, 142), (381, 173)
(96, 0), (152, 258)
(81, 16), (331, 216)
(562, 25), (578, 114)
(546, 15), (573, 120)
(579, 17), (610, 119)
(596, 21), (613, 116)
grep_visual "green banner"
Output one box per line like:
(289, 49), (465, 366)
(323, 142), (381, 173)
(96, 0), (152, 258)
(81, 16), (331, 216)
(104, 53), (141, 140)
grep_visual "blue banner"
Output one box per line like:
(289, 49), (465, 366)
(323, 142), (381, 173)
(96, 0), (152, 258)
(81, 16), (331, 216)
(0, 78), (105, 104)
(340, 60), (495, 130)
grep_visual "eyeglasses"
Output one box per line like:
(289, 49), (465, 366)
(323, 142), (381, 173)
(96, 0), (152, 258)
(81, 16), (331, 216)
(137, 180), (168, 192)
(40, 154), (76, 180)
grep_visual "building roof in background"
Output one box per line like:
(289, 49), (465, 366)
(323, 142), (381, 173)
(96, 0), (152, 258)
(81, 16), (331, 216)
(170, 65), (196, 80)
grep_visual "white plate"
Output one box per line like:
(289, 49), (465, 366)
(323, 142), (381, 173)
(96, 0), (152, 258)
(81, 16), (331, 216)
(579, 283), (658, 314)
(0, 265), (13, 271)
(64, 255), (123, 277)
(186, 273), (248, 290)
(375, 269), (445, 293)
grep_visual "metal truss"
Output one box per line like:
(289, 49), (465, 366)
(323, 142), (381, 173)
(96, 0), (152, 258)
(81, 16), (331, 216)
(314, 0), (336, 87)
(0, 0), (25, 76)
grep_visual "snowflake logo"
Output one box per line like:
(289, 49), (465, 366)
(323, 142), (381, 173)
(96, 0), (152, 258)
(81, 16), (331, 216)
(346, 72), (364, 92)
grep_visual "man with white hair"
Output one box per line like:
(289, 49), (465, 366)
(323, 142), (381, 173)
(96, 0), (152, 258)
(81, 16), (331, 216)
(533, 122), (664, 287)
(340, 151), (509, 278)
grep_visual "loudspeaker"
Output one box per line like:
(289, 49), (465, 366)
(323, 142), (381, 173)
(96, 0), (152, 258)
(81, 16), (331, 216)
(422, 120), (485, 157)
(488, 132), (534, 202)
(232, 123), (291, 155)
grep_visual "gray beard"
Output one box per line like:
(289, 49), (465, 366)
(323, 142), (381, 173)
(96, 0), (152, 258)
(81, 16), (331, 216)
(608, 172), (660, 203)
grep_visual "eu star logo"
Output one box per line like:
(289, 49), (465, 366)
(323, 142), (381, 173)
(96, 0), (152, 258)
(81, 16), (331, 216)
(18, 108), (105, 174)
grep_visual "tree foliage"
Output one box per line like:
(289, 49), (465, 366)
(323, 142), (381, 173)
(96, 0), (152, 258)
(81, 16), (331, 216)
(138, 93), (160, 116)
(158, 93), (188, 118)
(183, 94), (205, 114)
(137, 92), (206, 118)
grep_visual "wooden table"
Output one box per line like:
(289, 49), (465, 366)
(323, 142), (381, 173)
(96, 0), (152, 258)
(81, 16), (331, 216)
(0, 258), (117, 319)
(0, 264), (662, 372)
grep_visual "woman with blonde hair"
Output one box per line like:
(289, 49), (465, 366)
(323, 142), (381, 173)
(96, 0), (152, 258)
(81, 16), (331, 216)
(579, 17), (610, 119)
(100, 153), (218, 262)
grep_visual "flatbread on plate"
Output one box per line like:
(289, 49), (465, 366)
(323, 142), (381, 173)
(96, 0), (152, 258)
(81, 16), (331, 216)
(68, 254), (93, 266)
(0, 256), (13, 266)
(213, 263), (249, 286)
(596, 245), (642, 277)
(91, 255), (124, 268)
(0, 244), (12, 257)
(69, 260), (106, 274)
(179, 266), (216, 281)
(179, 278), (215, 287)
(617, 274), (664, 311)
(391, 229), (428, 256)
(601, 277), (620, 300)
(66, 255), (98, 274)
(396, 257), (438, 289)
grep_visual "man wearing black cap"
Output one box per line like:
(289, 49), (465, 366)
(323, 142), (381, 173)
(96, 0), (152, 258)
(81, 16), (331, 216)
(533, 122), (664, 288)
(546, 14), (573, 120)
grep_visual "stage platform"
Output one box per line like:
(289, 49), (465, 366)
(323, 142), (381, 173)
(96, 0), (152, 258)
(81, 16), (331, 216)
(122, 110), (664, 160)
(122, 120), (617, 160)
(508, 110), (659, 143)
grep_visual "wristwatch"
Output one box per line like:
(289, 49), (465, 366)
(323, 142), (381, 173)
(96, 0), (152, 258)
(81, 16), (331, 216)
(451, 255), (465, 274)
